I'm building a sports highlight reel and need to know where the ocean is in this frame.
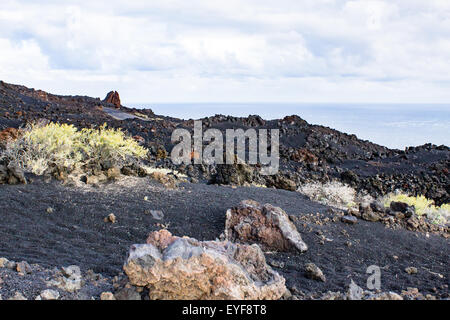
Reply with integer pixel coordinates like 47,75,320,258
128,103,450,150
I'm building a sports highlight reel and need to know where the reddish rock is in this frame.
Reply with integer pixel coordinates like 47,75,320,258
103,91,121,108
0,128,20,148
146,229,176,250
291,148,318,165
225,200,308,252
132,135,145,145
35,90,48,102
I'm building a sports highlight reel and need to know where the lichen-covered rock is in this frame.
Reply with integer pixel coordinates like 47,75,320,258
225,200,308,252
123,230,286,300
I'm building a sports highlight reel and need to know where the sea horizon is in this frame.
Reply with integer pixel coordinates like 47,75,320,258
129,102,450,150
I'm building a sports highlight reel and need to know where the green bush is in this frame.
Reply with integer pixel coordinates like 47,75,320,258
384,192,449,225
2,122,148,175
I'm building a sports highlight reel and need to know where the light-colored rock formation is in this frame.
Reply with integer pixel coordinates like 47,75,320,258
225,200,308,252
124,230,286,300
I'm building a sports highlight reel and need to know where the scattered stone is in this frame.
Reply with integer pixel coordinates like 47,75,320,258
62,265,81,278
341,215,358,224
347,207,361,218
150,172,177,189
5,260,16,270
146,229,174,249
114,283,142,300
360,206,381,222
406,217,420,230
8,292,27,300
290,148,318,165
104,213,117,224
16,261,32,274
390,202,415,218
268,260,285,269
213,161,254,186
148,210,164,220
367,292,403,300
0,257,8,268
58,265,83,292
402,287,420,299
100,292,116,300
0,127,20,148
266,175,297,191
405,267,418,275
394,212,405,219
225,200,308,252
124,230,286,300
86,175,100,185
305,263,326,282
39,289,60,300
1,163,27,185
321,291,345,300
370,201,385,213
106,167,121,180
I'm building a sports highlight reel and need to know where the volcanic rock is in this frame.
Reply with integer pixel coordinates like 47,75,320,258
213,162,254,186
0,127,20,148
100,292,116,300
359,203,380,222
305,263,326,282
38,289,60,300
265,175,297,191
123,230,286,300
390,201,415,218
341,215,358,224
103,91,121,108
16,261,32,274
290,148,318,165
225,200,308,252
0,163,27,185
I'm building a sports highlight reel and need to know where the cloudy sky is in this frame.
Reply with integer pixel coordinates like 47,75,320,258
0,0,449,103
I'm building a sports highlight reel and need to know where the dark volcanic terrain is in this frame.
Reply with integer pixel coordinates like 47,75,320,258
0,81,448,300
0,176,448,299
0,80,448,205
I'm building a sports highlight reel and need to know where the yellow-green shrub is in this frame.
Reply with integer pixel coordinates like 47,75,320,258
3,122,148,175
384,192,449,225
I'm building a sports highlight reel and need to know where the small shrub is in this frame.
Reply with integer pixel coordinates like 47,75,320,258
384,192,449,225
2,122,148,176
298,181,357,209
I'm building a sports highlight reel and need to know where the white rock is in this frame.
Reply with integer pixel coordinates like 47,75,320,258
124,230,287,300
39,289,60,300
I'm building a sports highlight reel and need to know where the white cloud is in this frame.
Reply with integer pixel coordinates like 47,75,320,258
0,0,449,103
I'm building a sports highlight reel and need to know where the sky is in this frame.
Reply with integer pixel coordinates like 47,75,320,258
0,0,450,104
